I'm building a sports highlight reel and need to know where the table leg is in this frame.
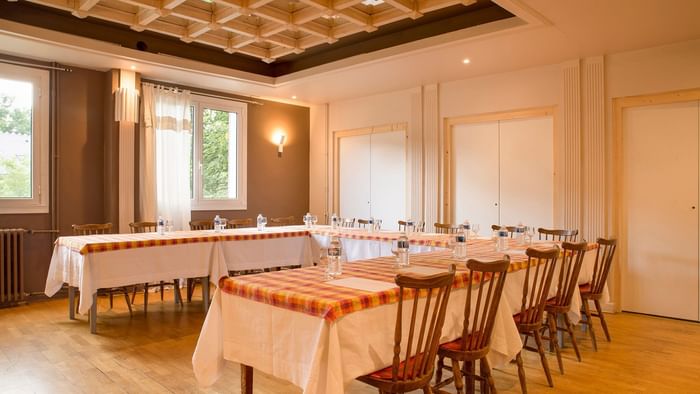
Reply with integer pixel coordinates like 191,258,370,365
68,286,76,320
89,293,97,334
202,276,210,312
241,364,253,394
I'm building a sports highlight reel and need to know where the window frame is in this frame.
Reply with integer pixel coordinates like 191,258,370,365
0,63,49,214
190,95,247,211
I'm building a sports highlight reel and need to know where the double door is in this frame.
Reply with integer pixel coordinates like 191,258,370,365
622,99,700,321
451,116,554,230
337,129,406,231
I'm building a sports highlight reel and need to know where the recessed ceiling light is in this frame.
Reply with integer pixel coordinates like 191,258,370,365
462,58,471,65
291,95,297,100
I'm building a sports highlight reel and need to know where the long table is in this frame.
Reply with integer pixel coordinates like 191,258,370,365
192,238,600,394
44,227,314,333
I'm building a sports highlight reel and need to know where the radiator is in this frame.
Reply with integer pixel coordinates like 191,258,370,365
0,229,25,307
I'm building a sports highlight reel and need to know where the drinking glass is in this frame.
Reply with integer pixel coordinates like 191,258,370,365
472,223,480,237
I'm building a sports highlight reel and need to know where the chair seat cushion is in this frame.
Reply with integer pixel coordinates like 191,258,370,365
369,353,426,380
439,331,484,352
579,282,592,294
513,308,538,324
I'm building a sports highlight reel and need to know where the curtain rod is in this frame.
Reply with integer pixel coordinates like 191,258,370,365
0,58,73,72
142,80,263,106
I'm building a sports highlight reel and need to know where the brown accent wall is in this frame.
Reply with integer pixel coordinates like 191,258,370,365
0,62,106,293
191,98,310,224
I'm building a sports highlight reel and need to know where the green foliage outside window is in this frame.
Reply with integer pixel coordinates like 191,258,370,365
202,108,232,199
0,93,32,198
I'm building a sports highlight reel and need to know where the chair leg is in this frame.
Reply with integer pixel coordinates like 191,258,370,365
563,314,582,362
422,386,433,394
582,298,598,351
174,279,183,306
187,279,194,303
131,285,138,304
122,288,132,316
481,357,497,394
533,330,554,387
160,281,165,302
463,360,475,394
109,293,114,309
435,355,444,385
594,300,611,342
515,352,527,394
451,358,464,394
547,313,564,374
144,285,149,314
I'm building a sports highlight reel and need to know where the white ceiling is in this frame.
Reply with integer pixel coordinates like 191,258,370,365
1,0,700,105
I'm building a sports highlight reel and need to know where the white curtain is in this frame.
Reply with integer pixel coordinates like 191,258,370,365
140,83,192,231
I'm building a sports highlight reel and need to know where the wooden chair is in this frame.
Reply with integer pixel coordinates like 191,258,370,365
356,267,456,394
128,222,182,313
357,219,370,228
226,218,254,229
513,246,560,392
399,220,426,232
434,257,510,394
190,220,214,230
434,222,459,234
72,223,132,315
269,215,295,226
543,241,588,374
538,228,578,242
491,224,517,237
340,218,356,228
580,238,617,351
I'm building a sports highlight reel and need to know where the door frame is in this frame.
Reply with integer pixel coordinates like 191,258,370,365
442,106,557,223
613,88,700,313
332,122,409,217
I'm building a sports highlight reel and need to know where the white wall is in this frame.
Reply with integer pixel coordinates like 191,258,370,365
309,38,700,311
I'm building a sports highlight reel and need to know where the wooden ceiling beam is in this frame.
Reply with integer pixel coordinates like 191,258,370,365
331,22,362,38
265,33,297,48
338,7,374,31
372,7,413,26
332,0,362,10
292,7,324,24
214,6,242,24
419,0,472,13
259,22,287,37
220,20,259,37
115,0,159,10
170,3,213,23
162,0,186,9
255,6,291,25
383,0,414,13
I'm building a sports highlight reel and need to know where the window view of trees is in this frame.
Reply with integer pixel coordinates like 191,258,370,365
0,86,33,199
201,108,236,199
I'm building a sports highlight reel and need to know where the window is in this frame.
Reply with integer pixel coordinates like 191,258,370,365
0,63,49,214
190,95,247,210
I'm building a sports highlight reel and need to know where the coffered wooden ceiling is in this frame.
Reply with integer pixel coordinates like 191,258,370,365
0,0,512,76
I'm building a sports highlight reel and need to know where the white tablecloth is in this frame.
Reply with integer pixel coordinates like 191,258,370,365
193,284,522,394
45,233,229,314
310,233,446,263
220,228,313,271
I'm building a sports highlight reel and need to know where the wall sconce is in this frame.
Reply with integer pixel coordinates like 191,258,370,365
275,133,286,157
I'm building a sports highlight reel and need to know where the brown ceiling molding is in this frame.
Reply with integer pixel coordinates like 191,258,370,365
0,0,512,78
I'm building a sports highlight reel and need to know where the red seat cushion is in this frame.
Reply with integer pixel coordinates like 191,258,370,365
579,282,592,294
513,308,538,324
369,353,426,380
439,331,484,352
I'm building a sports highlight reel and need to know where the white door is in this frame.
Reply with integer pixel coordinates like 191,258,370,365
622,100,699,321
499,116,554,229
370,130,406,231
339,133,371,221
451,122,499,230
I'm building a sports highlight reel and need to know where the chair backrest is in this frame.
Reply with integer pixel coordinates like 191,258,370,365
340,218,356,228
491,225,517,238
399,220,426,233
357,219,370,228
590,238,617,296
458,257,510,356
190,220,214,231
72,223,112,235
389,267,456,388
538,228,578,242
226,218,254,229
434,223,458,234
129,221,156,233
549,241,588,310
269,215,295,226
517,246,560,330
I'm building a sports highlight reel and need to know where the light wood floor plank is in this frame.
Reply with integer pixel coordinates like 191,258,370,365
1,289,699,393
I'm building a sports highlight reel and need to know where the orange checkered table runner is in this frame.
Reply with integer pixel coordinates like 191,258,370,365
220,239,571,323
57,227,312,255
309,227,453,248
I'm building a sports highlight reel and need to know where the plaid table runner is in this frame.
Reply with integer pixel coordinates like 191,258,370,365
309,227,453,248
219,238,566,323
58,228,312,255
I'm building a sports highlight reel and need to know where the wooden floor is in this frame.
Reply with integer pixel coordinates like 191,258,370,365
1,289,700,393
